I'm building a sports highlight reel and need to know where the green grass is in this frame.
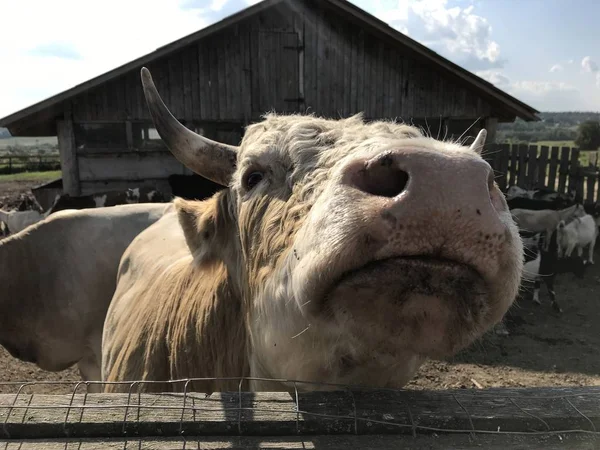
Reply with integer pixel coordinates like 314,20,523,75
0,136,57,149
0,170,61,182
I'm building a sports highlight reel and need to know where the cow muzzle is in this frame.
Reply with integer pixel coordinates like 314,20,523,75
290,139,521,359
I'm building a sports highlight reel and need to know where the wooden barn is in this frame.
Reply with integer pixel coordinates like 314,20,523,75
0,0,540,199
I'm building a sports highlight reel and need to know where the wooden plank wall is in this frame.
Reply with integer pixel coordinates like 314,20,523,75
61,0,515,195
485,143,600,205
68,0,497,125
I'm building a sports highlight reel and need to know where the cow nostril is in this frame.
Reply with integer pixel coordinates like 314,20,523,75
353,159,409,198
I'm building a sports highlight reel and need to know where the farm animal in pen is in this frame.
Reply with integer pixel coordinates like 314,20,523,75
47,186,168,215
0,186,169,238
510,204,585,251
101,68,524,394
556,214,599,264
0,209,47,234
0,203,172,392
520,230,587,313
506,185,577,203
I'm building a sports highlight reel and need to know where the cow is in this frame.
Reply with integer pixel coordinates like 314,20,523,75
510,204,585,251
533,187,576,204
101,67,524,394
505,186,576,211
507,196,570,212
47,187,168,215
125,186,169,204
506,185,536,200
556,214,598,264
0,203,172,392
520,230,587,313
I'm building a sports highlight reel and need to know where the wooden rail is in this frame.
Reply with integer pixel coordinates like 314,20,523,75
0,386,599,448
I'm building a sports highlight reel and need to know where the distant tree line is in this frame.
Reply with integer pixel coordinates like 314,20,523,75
575,121,600,150
497,111,600,145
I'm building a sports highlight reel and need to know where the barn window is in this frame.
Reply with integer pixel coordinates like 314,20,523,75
74,122,128,150
131,122,167,150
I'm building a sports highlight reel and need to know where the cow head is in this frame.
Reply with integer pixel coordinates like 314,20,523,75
141,68,523,389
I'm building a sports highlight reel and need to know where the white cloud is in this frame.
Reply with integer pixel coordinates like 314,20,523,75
511,81,577,94
549,64,563,73
597,73,600,88
582,56,598,73
0,0,213,119
509,80,589,111
476,70,595,111
475,70,510,86
369,0,503,70
0,0,270,119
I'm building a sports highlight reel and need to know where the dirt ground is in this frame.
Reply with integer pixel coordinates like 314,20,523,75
0,177,599,394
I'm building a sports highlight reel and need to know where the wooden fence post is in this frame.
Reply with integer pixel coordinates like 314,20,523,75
497,143,510,191
586,170,596,204
526,145,538,188
517,144,528,188
558,147,570,195
548,147,559,191
57,118,81,196
568,148,580,198
508,144,518,187
538,146,549,188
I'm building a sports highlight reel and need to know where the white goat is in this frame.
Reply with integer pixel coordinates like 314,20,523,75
511,204,586,251
0,210,47,235
556,214,598,264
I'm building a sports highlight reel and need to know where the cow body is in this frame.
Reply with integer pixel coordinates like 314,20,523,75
507,197,572,211
506,186,576,211
102,68,525,393
0,203,171,391
102,209,249,393
506,185,536,200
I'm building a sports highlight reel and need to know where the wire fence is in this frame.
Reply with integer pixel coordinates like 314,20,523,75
0,377,599,446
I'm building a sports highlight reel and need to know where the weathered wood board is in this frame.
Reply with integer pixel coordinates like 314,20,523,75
0,386,598,441
1,433,599,450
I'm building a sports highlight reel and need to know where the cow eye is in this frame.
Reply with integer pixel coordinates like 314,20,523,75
244,171,264,190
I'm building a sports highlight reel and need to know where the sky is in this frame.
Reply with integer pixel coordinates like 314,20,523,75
0,0,599,122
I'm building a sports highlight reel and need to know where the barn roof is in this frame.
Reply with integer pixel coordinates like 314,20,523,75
0,0,540,134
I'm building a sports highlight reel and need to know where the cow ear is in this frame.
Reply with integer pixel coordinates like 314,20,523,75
175,192,233,266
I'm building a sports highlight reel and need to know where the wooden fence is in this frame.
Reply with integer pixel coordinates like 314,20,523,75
483,143,600,205
0,383,599,448
0,154,61,175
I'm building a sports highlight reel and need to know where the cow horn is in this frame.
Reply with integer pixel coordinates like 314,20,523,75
140,67,237,186
469,129,487,155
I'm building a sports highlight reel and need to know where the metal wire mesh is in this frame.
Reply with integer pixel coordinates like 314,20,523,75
0,377,598,443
